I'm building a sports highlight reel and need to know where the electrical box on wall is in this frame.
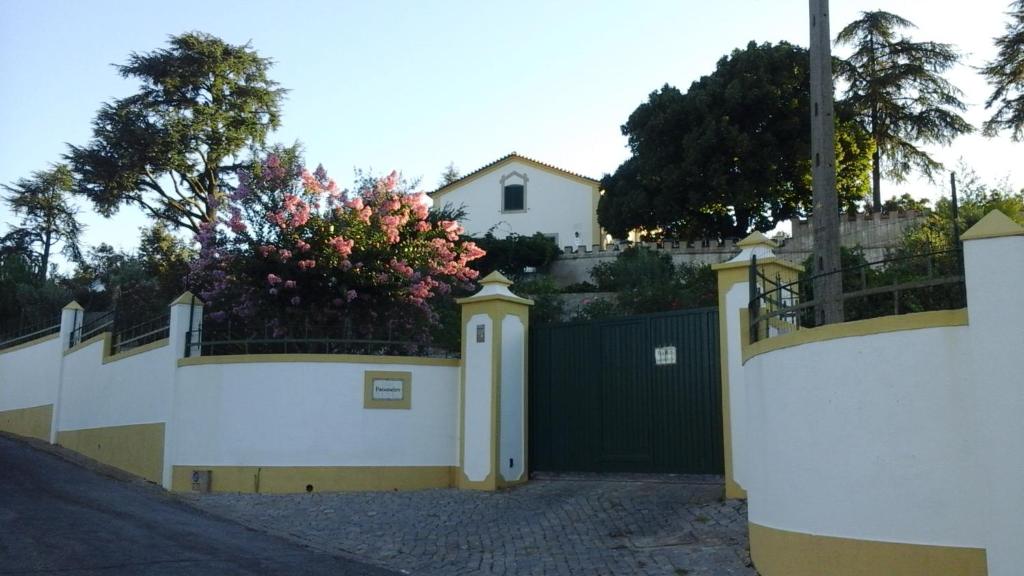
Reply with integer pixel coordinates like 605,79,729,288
191,469,211,492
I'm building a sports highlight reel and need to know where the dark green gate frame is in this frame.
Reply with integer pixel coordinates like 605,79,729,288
529,307,723,474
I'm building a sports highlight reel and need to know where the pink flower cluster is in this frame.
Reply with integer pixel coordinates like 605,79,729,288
193,151,487,341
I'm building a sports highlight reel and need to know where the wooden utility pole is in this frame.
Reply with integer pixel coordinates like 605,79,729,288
809,0,844,325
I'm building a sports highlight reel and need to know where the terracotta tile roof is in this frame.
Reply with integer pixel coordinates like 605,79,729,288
429,152,599,196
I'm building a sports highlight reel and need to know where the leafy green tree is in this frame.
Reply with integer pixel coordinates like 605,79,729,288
982,1,1024,140
836,11,973,210
0,249,68,336
67,32,285,233
470,232,561,280
900,164,1024,253
589,247,717,314
2,164,83,281
438,162,461,187
510,276,566,325
599,42,873,240
881,193,931,213
138,223,195,302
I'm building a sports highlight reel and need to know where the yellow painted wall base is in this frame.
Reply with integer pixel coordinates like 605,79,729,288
725,477,747,500
57,422,165,483
0,404,53,441
170,465,455,493
750,523,988,576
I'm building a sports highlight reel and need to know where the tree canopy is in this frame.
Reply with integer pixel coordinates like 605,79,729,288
598,41,873,240
836,11,973,210
66,32,285,233
982,1,1024,141
2,164,83,281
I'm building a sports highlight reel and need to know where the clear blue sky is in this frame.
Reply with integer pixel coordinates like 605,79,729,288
2,0,1021,266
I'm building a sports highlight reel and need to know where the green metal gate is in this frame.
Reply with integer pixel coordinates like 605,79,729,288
529,307,723,474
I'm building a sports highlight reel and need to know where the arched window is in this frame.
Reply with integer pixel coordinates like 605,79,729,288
500,172,528,212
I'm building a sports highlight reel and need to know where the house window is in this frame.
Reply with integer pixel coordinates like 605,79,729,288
500,171,528,212
503,184,525,211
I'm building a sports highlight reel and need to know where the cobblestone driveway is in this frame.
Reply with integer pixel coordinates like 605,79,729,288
182,474,755,576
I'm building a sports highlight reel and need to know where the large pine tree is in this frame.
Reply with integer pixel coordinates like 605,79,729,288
67,32,285,233
836,11,973,211
2,164,82,281
982,1,1024,141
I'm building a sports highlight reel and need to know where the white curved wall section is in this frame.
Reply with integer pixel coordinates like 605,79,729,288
744,326,980,545
736,229,1024,575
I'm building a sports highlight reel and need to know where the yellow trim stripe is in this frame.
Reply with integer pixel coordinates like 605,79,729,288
749,522,987,576
171,465,454,493
178,354,460,368
103,338,169,364
0,332,59,356
742,308,968,363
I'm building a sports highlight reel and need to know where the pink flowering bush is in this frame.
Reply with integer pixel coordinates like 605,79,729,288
191,146,484,345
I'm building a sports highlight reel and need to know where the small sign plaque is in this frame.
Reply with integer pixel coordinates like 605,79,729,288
654,346,677,366
476,324,486,343
372,378,405,401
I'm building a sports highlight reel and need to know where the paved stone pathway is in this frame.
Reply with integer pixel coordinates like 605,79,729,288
182,474,756,576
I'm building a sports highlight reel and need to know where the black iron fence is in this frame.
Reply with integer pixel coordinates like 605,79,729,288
0,319,61,351
66,309,171,356
185,315,458,359
110,313,170,355
749,248,966,343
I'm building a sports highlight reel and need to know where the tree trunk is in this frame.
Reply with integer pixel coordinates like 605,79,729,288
869,33,881,212
871,84,881,212
40,229,52,282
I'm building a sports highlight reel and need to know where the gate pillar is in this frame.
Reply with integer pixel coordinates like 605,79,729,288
712,232,802,499
456,271,533,490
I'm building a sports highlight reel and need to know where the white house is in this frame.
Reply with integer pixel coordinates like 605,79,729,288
429,153,603,249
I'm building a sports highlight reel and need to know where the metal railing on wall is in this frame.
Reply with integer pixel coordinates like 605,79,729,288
66,309,171,356
185,315,459,359
68,310,114,348
110,313,170,355
748,248,966,344
0,320,61,351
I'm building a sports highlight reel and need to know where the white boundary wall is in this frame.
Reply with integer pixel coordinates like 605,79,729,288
0,335,62,413
171,361,459,468
727,223,1024,575
59,339,175,433
1,277,531,494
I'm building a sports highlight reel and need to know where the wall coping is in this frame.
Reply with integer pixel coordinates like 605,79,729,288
742,308,969,363
64,332,110,356
177,353,460,368
103,338,169,365
0,332,59,356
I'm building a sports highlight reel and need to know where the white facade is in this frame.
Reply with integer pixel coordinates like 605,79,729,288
431,154,602,249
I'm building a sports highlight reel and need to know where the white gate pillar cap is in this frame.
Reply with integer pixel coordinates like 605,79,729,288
456,271,534,306
718,231,779,266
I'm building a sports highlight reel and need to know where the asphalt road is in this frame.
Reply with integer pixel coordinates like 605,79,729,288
0,434,399,575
